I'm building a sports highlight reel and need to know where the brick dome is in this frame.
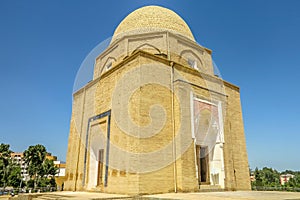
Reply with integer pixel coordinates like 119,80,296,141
111,5,195,42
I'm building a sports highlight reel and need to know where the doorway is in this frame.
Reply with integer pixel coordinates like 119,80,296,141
97,149,104,186
196,145,209,185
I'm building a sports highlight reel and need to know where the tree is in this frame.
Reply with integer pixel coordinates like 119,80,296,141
24,145,59,189
0,143,12,189
251,167,281,188
261,167,280,187
42,159,58,178
24,144,47,188
38,158,58,188
42,159,58,189
253,167,263,187
7,162,22,188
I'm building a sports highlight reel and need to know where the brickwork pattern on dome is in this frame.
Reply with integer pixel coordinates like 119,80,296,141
112,6,195,42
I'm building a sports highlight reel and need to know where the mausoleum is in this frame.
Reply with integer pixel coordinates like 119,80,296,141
65,5,251,194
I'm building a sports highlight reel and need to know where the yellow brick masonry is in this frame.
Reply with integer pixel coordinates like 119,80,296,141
65,50,251,194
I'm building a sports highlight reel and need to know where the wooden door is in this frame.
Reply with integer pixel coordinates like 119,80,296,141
196,145,209,184
97,149,104,186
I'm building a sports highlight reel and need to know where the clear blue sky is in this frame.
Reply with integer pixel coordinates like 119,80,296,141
0,0,299,171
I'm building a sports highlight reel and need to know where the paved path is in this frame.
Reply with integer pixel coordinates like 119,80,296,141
146,191,300,200
8,191,300,200
36,191,128,199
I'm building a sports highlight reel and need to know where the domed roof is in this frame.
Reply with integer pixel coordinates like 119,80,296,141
111,6,195,42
